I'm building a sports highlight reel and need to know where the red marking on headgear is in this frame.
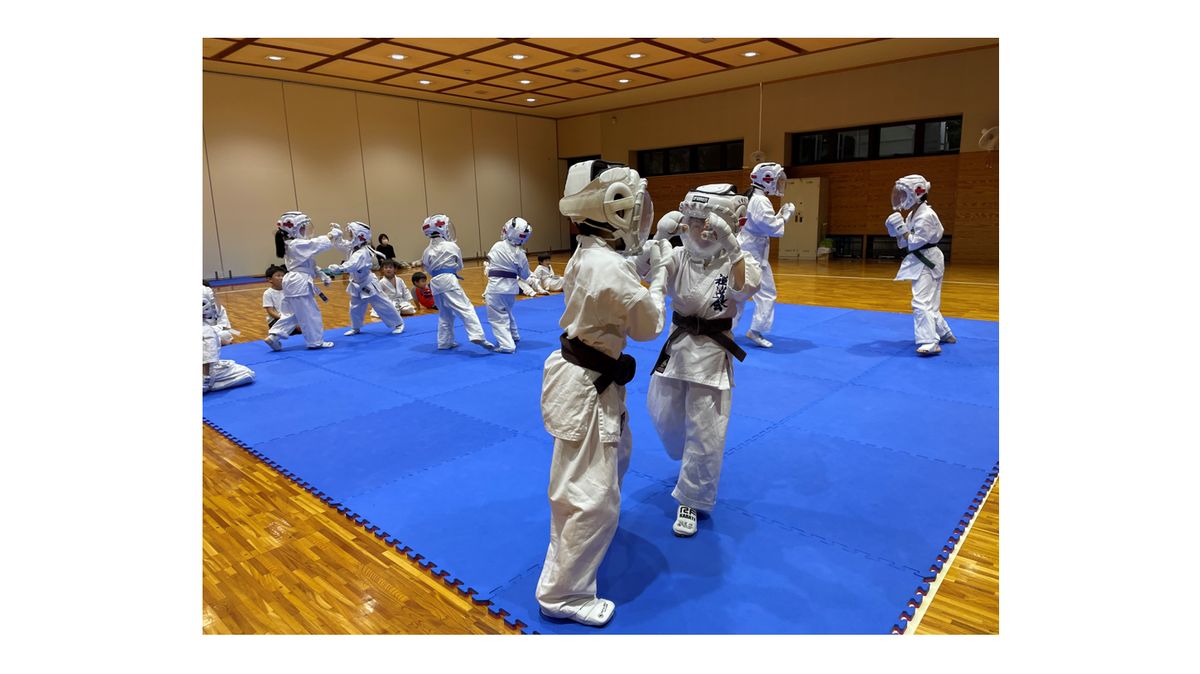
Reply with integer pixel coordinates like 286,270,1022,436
435,220,445,227
422,224,431,230
915,186,925,195
763,175,773,182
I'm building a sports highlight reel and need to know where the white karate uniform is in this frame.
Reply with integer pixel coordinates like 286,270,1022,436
376,274,417,315
212,306,236,345
334,247,403,331
203,324,254,393
268,235,336,348
421,238,487,348
262,287,284,326
649,247,761,512
483,240,532,352
735,191,786,334
536,235,667,617
894,202,952,346
530,263,565,292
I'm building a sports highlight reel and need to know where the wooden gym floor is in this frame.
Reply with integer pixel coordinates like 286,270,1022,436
203,254,999,635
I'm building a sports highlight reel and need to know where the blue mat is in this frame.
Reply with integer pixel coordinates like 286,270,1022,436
204,295,998,633
206,276,266,287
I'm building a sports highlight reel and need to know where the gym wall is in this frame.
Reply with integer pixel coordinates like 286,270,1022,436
202,72,563,278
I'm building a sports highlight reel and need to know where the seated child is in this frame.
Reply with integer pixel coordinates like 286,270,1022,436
262,264,302,334
529,254,565,293
203,286,254,393
201,281,239,345
411,271,436,311
375,258,418,316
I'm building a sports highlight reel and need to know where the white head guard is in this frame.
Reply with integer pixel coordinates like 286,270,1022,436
891,174,931,211
346,221,372,249
202,286,220,323
559,159,653,253
277,211,312,239
502,217,532,246
678,184,744,259
750,162,787,196
422,214,456,242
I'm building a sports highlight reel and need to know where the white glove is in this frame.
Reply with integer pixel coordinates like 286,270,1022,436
710,214,741,257
320,272,333,286
777,202,796,221
328,223,343,240
884,212,904,237
655,211,684,240
894,216,911,237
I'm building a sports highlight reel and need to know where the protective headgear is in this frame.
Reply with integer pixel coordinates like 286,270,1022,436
502,217,532,246
202,286,220,323
559,159,653,253
276,211,312,239
891,174,930,211
678,184,745,259
422,214,456,242
346,221,371,249
750,162,787,196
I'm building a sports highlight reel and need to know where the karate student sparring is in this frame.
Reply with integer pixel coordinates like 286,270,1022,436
535,160,670,627
736,162,794,349
646,184,761,537
419,214,496,351
884,174,956,355
483,217,534,353
265,211,342,351
324,221,407,337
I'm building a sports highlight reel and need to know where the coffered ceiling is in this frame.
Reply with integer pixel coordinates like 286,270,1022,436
203,37,998,118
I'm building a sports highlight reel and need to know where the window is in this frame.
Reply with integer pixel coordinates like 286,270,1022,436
829,235,864,259
637,139,743,177
878,123,917,158
790,116,962,166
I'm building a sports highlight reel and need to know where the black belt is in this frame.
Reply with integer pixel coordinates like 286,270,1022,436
654,311,746,374
487,269,518,278
559,334,636,394
908,242,939,269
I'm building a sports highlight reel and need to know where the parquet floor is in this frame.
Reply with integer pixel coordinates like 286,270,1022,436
202,254,999,635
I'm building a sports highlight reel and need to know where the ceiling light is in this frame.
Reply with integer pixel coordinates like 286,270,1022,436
511,54,527,60
743,51,759,57
628,53,643,59
390,54,406,61
418,79,431,85
266,55,284,61
518,79,532,85
617,78,630,84
698,38,717,43
526,98,536,102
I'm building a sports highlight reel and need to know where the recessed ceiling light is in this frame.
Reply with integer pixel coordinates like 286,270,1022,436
518,79,532,85
698,38,717,43
390,54,406,61
526,98,536,102
743,51,759,57
418,79,432,85
266,55,284,61
628,53,643,59
511,54,527,60
566,67,586,74
617,78,630,84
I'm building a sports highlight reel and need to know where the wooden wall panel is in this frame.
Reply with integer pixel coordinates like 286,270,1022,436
202,140,223,278
517,115,564,253
470,109,523,256
355,92,429,265
282,83,369,269
202,73,297,277
418,102,482,259
950,152,999,264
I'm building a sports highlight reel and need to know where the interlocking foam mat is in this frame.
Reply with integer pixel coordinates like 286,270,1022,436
203,294,998,634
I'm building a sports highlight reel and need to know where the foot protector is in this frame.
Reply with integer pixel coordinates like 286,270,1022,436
673,505,698,537
746,330,774,348
540,598,616,627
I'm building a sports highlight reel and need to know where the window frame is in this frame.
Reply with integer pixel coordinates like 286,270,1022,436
789,115,963,166
636,139,744,177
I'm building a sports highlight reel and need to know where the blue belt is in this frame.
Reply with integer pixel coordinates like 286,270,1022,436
487,269,518,279
430,267,463,279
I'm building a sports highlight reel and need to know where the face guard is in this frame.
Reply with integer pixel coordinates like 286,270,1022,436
202,286,220,323
422,214,456,242
346,221,372,249
277,211,312,239
559,160,653,253
750,162,787,197
502,217,533,246
891,175,930,211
